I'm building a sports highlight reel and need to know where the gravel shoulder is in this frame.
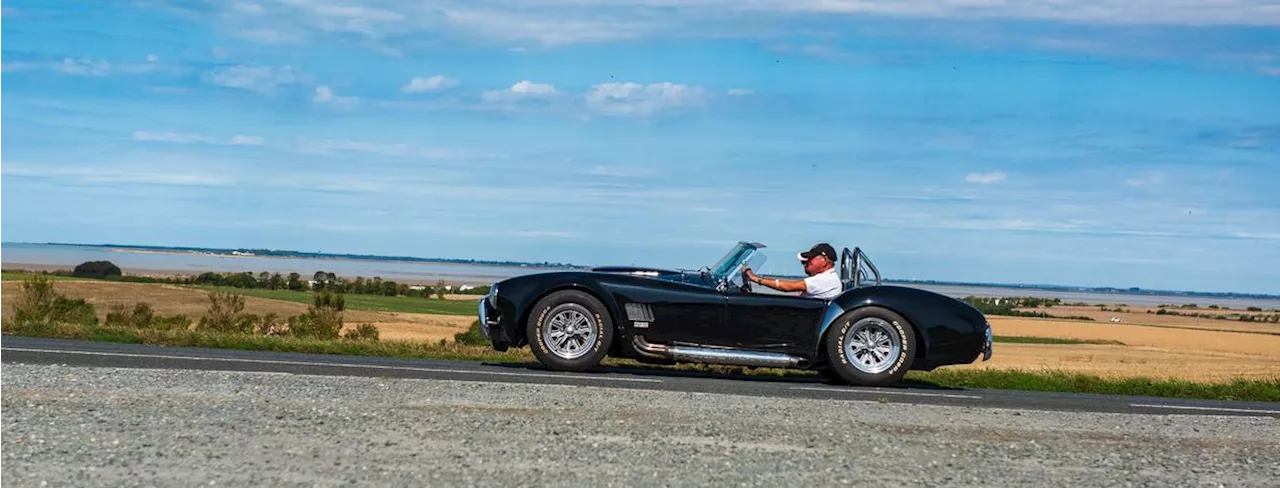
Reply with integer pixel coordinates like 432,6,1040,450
3,363,1279,487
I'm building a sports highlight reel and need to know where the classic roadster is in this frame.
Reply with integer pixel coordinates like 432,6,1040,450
477,242,993,386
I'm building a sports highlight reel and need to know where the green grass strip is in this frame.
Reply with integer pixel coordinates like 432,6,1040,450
187,286,478,315
993,335,1125,345
908,368,1280,402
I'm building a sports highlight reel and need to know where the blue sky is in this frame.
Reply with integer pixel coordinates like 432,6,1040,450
2,1,1278,294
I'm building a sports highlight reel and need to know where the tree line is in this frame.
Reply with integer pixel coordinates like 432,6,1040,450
52,261,489,299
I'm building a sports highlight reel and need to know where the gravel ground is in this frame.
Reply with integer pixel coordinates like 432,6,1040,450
3,363,1278,487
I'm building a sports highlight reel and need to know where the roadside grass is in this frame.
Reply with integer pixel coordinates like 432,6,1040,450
911,368,1280,403
1,271,86,282
185,286,477,316
1,321,527,363
993,335,1125,346
4,321,1277,403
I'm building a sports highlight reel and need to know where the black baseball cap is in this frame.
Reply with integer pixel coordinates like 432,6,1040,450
798,242,837,262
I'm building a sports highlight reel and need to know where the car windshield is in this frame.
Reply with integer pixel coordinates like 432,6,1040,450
709,242,759,281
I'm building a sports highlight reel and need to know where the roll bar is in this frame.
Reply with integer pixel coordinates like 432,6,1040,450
840,247,881,289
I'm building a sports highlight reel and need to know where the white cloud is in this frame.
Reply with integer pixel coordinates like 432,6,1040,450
292,137,478,160
204,65,304,93
3,164,236,187
1125,171,1167,187
133,131,265,146
1259,66,1280,77
482,80,557,102
313,85,360,105
726,88,753,96
585,82,708,116
402,75,459,93
56,58,112,76
146,54,160,62
179,1,1280,54
228,135,266,146
965,171,1007,184
0,61,31,72
586,165,654,178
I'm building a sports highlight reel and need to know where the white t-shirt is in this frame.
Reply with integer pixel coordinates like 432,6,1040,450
801,268,842,300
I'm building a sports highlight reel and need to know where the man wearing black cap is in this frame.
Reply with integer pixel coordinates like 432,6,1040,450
742,242,842,300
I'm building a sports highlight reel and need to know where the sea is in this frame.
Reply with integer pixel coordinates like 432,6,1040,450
3,242,1278,309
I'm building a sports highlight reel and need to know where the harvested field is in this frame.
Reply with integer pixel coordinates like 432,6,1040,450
1021,305,1280,334
947,317,1280,382
0,280,474,344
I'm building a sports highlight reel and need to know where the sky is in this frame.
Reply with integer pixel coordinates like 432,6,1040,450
2,1,1278,294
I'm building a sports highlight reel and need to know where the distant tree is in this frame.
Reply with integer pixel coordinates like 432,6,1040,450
269,273,285,290
72,260,122,279
258,271,271,288
287,272,303,291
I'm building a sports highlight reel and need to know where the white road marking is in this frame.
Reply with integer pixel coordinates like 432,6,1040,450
1,347,663,384
1129,403,1280,415
790,386,981,399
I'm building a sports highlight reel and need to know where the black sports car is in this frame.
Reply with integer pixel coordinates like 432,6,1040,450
477,241,993,386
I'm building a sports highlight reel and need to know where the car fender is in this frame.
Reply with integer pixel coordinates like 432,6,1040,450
812,285,987,361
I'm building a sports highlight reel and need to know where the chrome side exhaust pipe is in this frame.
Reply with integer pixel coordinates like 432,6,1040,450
632,334,809,368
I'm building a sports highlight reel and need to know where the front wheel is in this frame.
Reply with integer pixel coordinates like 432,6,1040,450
824,306,916,386
526,290,614,371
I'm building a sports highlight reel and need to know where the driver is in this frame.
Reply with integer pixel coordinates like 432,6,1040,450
743,242,842,300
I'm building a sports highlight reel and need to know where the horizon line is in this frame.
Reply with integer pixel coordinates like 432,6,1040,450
2,240,1277,299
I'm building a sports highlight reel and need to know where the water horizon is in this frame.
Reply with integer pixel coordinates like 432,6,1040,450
4,242,1277,309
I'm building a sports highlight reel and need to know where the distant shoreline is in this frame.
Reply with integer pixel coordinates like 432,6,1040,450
9,241,587,271
2,240,1277,301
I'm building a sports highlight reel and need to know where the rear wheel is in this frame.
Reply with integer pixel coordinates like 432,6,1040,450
824,306,916,386
526,290,614,371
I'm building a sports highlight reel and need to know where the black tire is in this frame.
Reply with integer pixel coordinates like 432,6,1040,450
823,306,916,386
526,290,614,371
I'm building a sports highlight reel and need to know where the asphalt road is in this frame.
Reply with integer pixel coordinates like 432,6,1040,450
3,336,1278,418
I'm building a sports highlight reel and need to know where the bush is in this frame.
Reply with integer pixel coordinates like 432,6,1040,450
453,320,489,345
9,275,98,326
289,291,344,339
343,323,380,341
72,260,123,279
197,292,249,333
105,302,191,331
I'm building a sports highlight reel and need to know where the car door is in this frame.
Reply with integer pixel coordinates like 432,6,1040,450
721,292,828,354
608,280,726,345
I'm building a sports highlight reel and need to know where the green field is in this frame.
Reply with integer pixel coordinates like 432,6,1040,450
993,335,1125,346
189,286,478,315
1,271,86,282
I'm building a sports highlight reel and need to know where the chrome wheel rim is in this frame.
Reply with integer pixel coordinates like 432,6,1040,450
843,318,901,374
543,305,597,360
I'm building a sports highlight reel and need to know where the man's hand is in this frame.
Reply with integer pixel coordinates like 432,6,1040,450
742,267,759,283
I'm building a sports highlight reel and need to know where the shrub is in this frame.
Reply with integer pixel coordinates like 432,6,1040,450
343,323,380,341
453,319,489,345
105,301,191,330
9,275,98,326
288,291,345,339
197,292,248,333
72,260,123,279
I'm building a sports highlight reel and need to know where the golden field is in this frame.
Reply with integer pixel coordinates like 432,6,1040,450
3,279,1278,383
0,280,474,344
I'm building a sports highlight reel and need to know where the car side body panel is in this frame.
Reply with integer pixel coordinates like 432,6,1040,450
481,271,988,371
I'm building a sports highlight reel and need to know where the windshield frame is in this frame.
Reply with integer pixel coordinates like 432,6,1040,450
709,241,764,282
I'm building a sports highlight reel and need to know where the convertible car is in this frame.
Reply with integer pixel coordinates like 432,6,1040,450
477,242,993,386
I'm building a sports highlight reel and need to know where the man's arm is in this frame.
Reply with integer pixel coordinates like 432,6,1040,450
742,268,807,293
